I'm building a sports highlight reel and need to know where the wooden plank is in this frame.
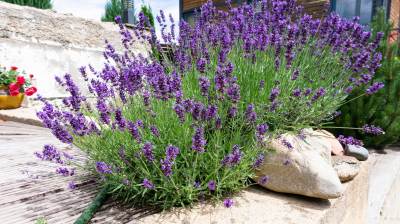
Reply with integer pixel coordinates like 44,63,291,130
0,122,97,224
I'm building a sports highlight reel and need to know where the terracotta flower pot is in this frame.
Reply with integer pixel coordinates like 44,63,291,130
0,93,24,109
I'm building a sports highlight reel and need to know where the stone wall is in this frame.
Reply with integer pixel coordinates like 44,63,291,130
0,1,149,98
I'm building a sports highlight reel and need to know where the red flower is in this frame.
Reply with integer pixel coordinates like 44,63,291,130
16,76,25,85
10,90,19,96
9,82,19,92
29,74,34,79
10,66,18,71
25,86,37,96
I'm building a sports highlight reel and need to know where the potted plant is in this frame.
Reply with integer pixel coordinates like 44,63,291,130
0,65,37,109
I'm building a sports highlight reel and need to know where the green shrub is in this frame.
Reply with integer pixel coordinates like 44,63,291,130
36,1,382,209
101,0,123,22
334,8,400,149
1,0,52,9
140,4,154,28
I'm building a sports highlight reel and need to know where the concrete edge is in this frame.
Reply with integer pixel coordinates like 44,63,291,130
321,156,374,224
0,112,43,127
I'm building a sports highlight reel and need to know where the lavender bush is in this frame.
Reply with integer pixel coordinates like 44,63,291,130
36,0,383,209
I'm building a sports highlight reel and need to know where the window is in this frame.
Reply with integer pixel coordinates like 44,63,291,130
331,0,386,25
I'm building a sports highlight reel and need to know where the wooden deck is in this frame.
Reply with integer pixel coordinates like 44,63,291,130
0,121,98,224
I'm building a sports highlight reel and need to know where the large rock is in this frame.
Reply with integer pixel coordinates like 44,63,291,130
332,155,361,182
315,130,344,156
254,130,344,199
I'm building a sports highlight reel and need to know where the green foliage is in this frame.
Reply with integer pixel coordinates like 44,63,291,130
1,0,52,9
140,4,154,28
335,8,400,149
101,0,123,22
0,66,17,87
35,217,47,224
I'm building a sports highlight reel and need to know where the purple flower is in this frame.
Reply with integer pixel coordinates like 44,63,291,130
160,158,173,177
56,167,74,177
51,121,74,144
136,119,144,128
198,76,210,96
208,180,216,191
192,127,207,153
150,125,160,138
362,124,384,135
259,80,265,89
228,106,238,118
205,105,218,120
269,87,280,102
245,104,257,123
68,181,77,190
128,122,142,143
291,70,300,80
258,175,269,185
281,138,294,150
337,135,363,146
142,142,155,162
166,145,180,160
256,123,269,136
142,178,155,189
304,88,312,96
223,198,234,208
96,161,112,174
142,90,151,106
221,145,243,167
194,181,201,188
173,103,186,123
215,117,222,129
114,15,122,24
35,144,63,164
196,58,207,73
114,109,126,130
269,100,279,112
191,102,205,121
252,153,265,168
312,87,326,102
227,83,240,103
292,88,301,97
345,86,353,94
366,82,384,95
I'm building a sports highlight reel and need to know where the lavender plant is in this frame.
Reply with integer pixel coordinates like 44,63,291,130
36,0,383,209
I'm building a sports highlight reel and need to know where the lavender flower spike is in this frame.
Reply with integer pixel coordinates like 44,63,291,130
366,82,384,95
362,124,384,135
192,127,206,153
223,198,234,208
142,178,155,189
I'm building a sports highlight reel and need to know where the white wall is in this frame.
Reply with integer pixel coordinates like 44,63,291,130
0,1,149,98
0,39,106,97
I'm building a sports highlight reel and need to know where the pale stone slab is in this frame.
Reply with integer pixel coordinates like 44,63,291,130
368,149,400,224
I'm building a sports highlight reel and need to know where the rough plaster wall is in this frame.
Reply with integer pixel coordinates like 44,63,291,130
0,1,149,98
